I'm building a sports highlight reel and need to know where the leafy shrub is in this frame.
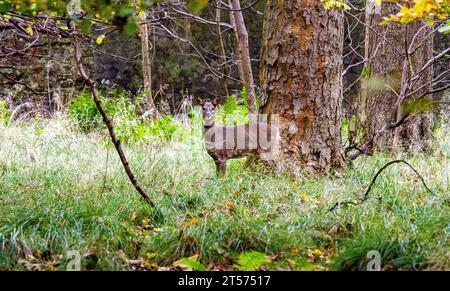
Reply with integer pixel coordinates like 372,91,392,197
217,94,249,126
69,90,188,145
68,92,102,132
0,100,11,125
216,87,262,126
145,115,183,142
116,114,184,145
69,90,136,135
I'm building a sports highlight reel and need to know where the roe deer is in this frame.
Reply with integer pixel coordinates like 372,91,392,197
197,98,279,178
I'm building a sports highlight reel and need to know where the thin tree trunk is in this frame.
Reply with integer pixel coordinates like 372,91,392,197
74,39,155,207
229,8,245,84
216,1,230,97
139,11,157,117
229,0,256,113
259,0,345,175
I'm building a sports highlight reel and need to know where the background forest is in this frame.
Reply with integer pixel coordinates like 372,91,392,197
0,0,449,271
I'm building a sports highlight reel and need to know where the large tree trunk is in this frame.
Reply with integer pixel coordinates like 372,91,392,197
259,0,345,175
229,0,257,113
363,1,433,153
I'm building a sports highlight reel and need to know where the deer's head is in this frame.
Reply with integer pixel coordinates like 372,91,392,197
197,97,220,126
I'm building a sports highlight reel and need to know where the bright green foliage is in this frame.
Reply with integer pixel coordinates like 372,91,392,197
0,0,210,36
187,0,208,14
216,87,262,126
1,0,146,34
145,115,183,142
234,251,270,271
360,66,371,79
68,92,101,132
217,95,249,126
69,91,183,144
69,91,136,133
0,100,11,125
175,256,207,271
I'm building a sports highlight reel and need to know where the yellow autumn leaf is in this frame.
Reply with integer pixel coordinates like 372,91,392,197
96,35,105,45
130,211,136,221
26,26,33,36
188,254,199,261
225,200,234,209
398,5,412,17
142,218,150,227
300,193,309,200
146,252,156,259
312,249,323,256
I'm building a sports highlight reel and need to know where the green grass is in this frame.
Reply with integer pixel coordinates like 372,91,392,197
0,114,449,271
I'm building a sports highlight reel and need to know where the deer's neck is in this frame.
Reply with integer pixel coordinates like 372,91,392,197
203,118,215,132
204,124,215,133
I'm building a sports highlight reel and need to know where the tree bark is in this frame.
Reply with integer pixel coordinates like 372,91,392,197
364,1,433,153
229,0,256,113
259,0,345,175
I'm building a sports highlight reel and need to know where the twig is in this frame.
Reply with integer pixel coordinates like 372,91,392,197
329,160,435,211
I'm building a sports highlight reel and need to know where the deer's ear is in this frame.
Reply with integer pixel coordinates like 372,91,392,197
212,97,220,107
197,98,205,106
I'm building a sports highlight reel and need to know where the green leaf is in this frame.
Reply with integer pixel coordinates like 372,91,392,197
175,257,207,271
0,3,12,13
118,6,135,17
79,19,92,35
233,251,269,271
124,19,138,35
438,20,450,35
187,0,208,14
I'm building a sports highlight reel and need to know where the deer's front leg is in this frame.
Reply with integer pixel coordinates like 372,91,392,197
214,160,227,178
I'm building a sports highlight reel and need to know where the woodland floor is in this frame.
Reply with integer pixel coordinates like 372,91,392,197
0,115,449,271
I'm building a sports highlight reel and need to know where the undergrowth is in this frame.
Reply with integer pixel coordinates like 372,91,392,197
0,111,448,271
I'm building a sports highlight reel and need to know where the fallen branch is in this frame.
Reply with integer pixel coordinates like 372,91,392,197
329,160,435,212
73,37,155,207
